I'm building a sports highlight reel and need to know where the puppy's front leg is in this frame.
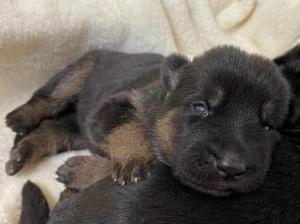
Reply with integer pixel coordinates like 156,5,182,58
105,118,153,185
85,93,154,185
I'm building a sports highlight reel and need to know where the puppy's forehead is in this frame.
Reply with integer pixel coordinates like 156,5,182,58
176,47,291,124
182,47,284,99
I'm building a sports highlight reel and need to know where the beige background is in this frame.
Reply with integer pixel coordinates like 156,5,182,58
1,0,300,223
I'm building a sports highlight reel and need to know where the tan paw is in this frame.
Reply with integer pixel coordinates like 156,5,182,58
56,155,112,191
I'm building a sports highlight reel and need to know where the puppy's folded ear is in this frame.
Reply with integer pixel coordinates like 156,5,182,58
86,92,137,146
161,54,190,91
274,45,300,122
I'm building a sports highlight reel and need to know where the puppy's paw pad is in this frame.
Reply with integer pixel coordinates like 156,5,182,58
56,156,94,191
56,164,73,184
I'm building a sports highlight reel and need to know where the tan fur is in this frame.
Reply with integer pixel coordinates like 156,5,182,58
16,119,85,162
262,101,274,121
209,86,225,107
57,155,112,192
6,53,97,134
51,60,95,100
155,110,176,161
104,117,153,165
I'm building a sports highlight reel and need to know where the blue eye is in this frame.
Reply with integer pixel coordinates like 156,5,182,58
263,125,274,132
193,102,209,117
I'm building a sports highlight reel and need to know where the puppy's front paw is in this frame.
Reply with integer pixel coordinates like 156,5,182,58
6,105,39,134
56,155,112,191
111,159,151,185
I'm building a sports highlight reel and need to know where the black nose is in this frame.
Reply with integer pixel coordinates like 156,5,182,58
216,159,246,178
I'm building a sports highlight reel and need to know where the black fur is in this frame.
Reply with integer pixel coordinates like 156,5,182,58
6,46,294,195
141,46,291,196
19,181,49,224
274,45,300,122
25,128,300,224
77,50,163,151
20,45,300,224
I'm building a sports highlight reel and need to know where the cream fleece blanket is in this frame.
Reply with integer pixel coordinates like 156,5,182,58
1,0,300,223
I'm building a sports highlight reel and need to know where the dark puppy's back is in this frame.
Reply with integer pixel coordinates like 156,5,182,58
77,50,163,132
49,138,300,224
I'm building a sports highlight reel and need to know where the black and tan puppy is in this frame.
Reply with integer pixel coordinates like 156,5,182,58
19,45,300,224
6,46,293,197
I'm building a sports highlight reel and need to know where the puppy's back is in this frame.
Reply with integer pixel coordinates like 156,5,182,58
77,50,163,132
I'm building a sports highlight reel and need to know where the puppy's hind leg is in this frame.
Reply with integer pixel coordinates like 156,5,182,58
6,113,87,175
6,51,97,134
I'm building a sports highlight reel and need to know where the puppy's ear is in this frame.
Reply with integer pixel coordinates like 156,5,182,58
86,92,137,146
161,54,190,91
274,45,300,122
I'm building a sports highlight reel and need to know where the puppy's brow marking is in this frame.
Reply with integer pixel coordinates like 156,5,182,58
262,101,274,121
209,86,225,107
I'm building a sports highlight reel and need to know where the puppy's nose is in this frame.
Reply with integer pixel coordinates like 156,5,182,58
216,156,246,178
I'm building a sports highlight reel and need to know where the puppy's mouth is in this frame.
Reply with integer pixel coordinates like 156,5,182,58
175,165,254,197
180,175,234,197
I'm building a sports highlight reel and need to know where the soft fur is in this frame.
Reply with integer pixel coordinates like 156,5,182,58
3,2,300,223
20,124,300,224
5,46,292,198
140,47,291,196
19,44,300,224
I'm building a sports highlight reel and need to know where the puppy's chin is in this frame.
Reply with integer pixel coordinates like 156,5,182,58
174,164,267,197
181,178,233,197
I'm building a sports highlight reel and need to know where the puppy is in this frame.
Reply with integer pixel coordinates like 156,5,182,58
6,46,293,197
19,45,300,223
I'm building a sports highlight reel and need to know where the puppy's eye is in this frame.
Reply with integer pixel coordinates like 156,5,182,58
263,124,273,131
193,102,209,117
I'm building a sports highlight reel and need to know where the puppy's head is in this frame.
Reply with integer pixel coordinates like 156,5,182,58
149,46,291,196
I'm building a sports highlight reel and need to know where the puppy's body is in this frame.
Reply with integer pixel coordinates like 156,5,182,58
18,46,300,223
6,46,296,196
6,50,163,184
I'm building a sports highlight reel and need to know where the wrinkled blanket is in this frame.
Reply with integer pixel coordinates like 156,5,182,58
1,0,300,223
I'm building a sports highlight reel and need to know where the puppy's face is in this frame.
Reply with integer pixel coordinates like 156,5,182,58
152,47,291,196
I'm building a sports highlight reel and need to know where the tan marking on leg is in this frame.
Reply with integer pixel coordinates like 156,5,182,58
27,120,84,161
104,118,152,164
6,117,86,175
51,60,95,100
6,53,97,134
